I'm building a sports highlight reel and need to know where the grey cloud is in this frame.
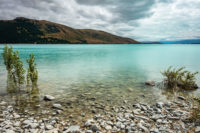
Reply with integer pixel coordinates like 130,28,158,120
75,0,109,5
75,0,156,22
0,0,198,41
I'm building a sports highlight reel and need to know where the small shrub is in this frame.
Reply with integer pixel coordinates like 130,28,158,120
11,51,25,87
2,45,25,89
2,45,14,72
162,66,198,90
27,53,38,88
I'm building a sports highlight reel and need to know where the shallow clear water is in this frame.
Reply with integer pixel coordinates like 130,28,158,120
0,44,200,106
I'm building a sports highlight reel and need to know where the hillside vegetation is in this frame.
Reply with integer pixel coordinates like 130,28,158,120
0,17,140,44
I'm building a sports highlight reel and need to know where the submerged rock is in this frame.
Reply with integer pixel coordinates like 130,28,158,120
44,95,55,101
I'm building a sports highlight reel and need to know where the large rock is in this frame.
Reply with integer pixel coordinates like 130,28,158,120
145,81,155,86
44,95,55,101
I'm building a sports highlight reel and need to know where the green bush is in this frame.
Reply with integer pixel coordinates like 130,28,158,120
27,53,38,88
162,66,198,90
2,45,25,89
2,45,14,72
11,51,25,87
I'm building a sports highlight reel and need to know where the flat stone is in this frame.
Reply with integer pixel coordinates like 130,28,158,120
105,125,112,130
138,123,149,133
85,130,93,133
133,103,141,109
66,125,80,133
150,128,159,133
168,117,180,120
151,114,164,121
52,104,63,110
135,115,149,121
13,113,20,119
0,101,7,106
0,119,4,122
85,119,94,127
14,121,20,127
195,126,200,132
23,120,32,125
5,129,15,133
156,119,162,123
46,124,54,130
44,95,55,101
30,123,39,129
133,109,140,115
177,96,186,100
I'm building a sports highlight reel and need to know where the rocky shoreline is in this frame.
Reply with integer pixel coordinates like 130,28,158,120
0,95,199,133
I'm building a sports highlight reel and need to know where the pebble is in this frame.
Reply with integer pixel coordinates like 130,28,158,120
90,124,100,132
105,125,112,130
0,96,196,132
46,124,54,130
138,122,149,133
66,125,80,132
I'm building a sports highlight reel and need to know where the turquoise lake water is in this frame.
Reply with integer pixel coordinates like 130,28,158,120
0,44,200,106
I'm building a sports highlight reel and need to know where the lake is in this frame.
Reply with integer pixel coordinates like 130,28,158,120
0,44,200,113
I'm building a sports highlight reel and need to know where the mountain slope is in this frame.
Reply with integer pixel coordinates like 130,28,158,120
0,17,140,44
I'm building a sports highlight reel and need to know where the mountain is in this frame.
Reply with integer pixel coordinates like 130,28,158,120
160,39,200,44
0,17,140,44
141,41,163,44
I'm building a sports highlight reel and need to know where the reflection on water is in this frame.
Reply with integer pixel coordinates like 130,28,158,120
5,74,40,112
0,44,200,114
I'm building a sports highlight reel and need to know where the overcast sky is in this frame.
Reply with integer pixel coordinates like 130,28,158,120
0,0,200,41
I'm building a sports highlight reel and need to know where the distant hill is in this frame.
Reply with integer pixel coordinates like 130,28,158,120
141,41,163,44
160,39,200,44
0,17,140,44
